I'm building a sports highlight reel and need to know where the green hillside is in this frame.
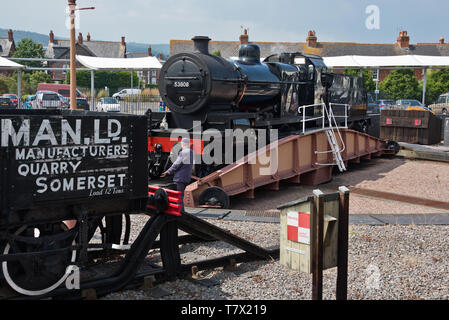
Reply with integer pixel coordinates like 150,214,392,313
0,28,169,56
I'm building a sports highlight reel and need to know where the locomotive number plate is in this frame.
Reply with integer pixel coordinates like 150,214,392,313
173,81,190,88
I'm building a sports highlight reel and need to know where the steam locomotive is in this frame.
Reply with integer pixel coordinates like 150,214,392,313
148,36,370,178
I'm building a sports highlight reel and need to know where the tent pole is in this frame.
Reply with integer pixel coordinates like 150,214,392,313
17,70,22,108
91,69,95,111
422,68,427,105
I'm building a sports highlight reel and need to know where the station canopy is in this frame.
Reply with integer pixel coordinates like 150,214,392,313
323,55,449,68
76,55,162,71
0,56,25,70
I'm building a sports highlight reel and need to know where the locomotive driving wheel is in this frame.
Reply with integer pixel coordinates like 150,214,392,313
1,222,77,296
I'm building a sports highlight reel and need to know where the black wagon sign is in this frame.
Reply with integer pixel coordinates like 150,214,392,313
0,110,148,211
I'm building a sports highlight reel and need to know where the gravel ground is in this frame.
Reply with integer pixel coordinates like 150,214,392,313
102,218,449,300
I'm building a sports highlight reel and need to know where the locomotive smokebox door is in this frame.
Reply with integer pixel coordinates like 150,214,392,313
0,109,148,226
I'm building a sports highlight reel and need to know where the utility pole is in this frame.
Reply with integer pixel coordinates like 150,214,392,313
68,1,95,110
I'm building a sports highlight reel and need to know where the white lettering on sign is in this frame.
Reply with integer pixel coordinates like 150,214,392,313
0,118,123,147
174,81,190,88
1,117,131,199
1,119,30,147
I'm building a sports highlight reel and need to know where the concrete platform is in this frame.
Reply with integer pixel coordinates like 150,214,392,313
186,208,449,226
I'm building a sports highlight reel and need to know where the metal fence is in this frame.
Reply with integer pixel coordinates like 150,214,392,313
18,95,164,115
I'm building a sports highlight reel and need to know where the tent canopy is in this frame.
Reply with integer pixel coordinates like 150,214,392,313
323,55,449,68
0,56,25,70
76,55,162,71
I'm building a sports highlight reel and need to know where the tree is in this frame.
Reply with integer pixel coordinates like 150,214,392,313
212,50,221,57
379,69,421,101
424,69,449,104
66,70,139,95
12,38,45,68
344,69,376,92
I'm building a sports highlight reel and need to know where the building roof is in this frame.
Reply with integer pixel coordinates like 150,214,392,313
46,38,126,59
170,31,449,60
0,38,15,57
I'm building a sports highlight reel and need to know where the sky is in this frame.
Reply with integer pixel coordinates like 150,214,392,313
1,0,449,44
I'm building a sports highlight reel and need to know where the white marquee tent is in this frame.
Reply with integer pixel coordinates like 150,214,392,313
76,55,162,71
322,55,449,104
0,56,25,70
322,55,449,68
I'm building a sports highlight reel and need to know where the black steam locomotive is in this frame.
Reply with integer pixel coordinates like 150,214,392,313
148,36,370,178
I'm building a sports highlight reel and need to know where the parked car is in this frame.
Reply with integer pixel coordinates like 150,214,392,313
35,91,68,109
22,95,36,109
2,94,18,108
0,97,13,108
395,99,432,111
96,97,121,112
377,99,395,111
428,93,449,115
76,97,90,111
112,88,141,101
37,83,87,99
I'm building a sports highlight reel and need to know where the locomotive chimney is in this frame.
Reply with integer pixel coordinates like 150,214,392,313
87,32,91,41
192,36,211,55
78,32,83,44
49,30,54,43
440,37,445,44
8,29,13,42
148,45,152,56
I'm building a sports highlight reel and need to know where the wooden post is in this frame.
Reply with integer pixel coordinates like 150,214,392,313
336,186,350,300
69,0,77,110
312,190,324,300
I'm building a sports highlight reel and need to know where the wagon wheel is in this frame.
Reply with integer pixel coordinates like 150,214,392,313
1,223,77,296
199,187,230,209
386,141,400,154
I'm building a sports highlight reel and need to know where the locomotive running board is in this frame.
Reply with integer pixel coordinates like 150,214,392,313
184,129,394,207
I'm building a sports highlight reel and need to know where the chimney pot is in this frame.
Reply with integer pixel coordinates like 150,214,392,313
8,29,13,42
78,32,83,44
306,30,317,47
397,30,410,48
240,29,249,45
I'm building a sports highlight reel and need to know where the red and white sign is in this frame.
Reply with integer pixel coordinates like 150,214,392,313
287,211,310,244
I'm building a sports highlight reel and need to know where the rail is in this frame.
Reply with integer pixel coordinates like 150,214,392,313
297,103,349,134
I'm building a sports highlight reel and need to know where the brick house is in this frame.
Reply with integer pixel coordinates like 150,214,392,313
0,29,16,58
170,30,449,82
45,31,127,81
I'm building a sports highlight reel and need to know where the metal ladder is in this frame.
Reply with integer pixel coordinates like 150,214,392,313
325,129,346,172
315,103,347,172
